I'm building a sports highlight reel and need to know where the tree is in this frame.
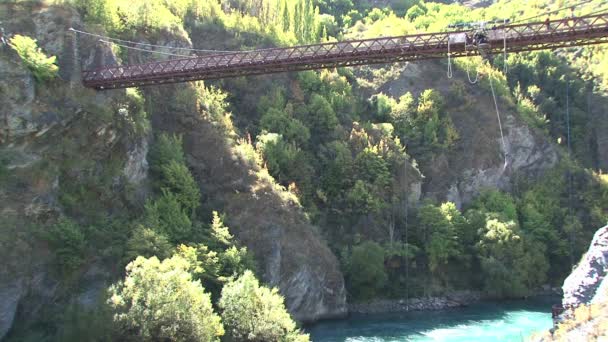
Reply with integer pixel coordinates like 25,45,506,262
370,93,395,122
209,211,234,249
347,241,387,300
124,225,173,263
43,217,86,275
219,270,309,342
260,107,310,146
417,203,464,286
305,94,338,139
354,148,391,187
406,4,425,20
391,92,415,129
471,189,518,221
144,189,192,242
476,218,534,297
319,141,354,201
9,34,58,82
148,133,186,180
160,160,201,216
346,180,384,215
257,133,313,189
108,255,224,341
177,213,255,302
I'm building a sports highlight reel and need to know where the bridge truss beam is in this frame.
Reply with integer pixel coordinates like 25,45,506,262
82,13,608,90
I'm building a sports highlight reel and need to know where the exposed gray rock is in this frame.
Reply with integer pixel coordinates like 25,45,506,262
76,263,110,308
349,290,482,314
562,225,608,308
0,281,24,340
123,137,149,185
446,113,558,206
355,61,559,207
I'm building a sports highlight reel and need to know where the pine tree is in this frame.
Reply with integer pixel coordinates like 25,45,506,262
281,0,290,32
293,0,302,42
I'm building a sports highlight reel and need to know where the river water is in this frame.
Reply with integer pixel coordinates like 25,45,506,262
308,297,557,342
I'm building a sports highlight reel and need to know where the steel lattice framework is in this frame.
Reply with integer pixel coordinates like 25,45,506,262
82,13,608,90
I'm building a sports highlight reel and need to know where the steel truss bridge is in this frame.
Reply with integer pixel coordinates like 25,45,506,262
82,13,608,90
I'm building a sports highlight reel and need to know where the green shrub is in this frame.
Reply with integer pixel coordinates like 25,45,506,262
9,35,58,82
219,270,309,342
148,133,186,179
160,160,201,216
124,225,173,263
43,218,86,275
346,241,387,300
109,255,224,341
144,189,192,242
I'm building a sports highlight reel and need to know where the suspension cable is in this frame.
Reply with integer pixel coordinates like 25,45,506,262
578,5,608,18
70,27,238,54
508,0,594,25
98,39,194,58
488,71,508,170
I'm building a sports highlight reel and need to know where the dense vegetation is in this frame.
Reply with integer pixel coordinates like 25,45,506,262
3,0,608,340
9,34,58,81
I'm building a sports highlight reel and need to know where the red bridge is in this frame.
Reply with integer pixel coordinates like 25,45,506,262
82,13,608,90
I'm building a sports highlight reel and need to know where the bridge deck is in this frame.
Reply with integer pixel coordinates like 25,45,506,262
82,13,608,90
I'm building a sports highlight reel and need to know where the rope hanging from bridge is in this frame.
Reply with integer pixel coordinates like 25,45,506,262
463,39,479,84
566,75,575,267
487,71,508,170
503,19,508,75
447,37,453,79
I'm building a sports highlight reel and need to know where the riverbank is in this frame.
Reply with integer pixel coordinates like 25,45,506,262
348,287,562,314
348,291,482,314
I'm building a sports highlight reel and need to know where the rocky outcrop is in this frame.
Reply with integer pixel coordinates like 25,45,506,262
533,226,608,341
355,61,559,208
446,117,558,207
562,225,608,308
0,282,24,341
348,291,482,314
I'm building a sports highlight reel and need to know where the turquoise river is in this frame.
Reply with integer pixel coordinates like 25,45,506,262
308,297,557,342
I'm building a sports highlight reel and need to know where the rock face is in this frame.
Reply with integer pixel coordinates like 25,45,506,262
356,61,559,208
562,225,608,308
0,4,146,339
0,282,24,341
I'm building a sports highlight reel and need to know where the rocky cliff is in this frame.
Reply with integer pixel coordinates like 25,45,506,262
562,225,608,308
535,225,608,341
0,4,150,339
